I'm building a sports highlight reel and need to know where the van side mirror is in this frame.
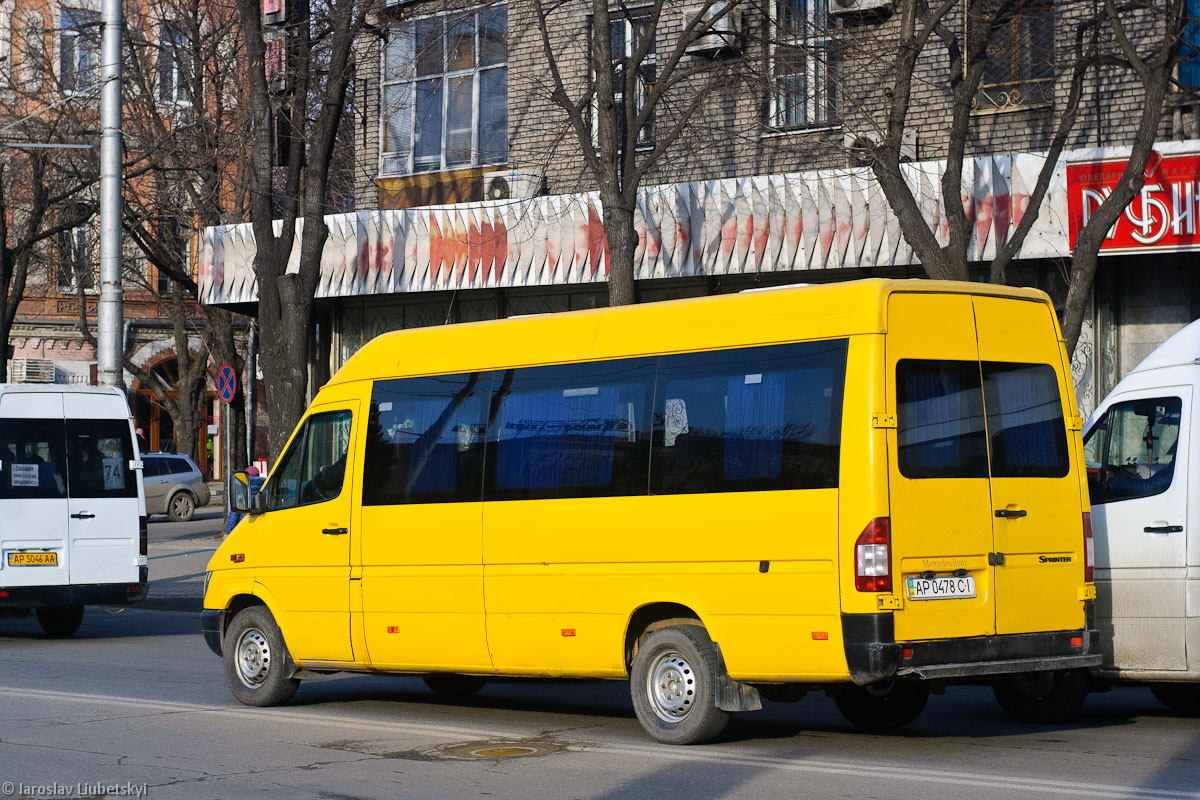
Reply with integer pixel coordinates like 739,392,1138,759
230,472,252,514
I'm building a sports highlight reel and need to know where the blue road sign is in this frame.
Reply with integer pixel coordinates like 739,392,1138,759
218,363,237,404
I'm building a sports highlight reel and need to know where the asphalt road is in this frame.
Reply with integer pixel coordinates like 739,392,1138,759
0,606,1198,800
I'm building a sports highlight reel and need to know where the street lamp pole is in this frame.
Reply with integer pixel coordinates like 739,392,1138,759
96,0,123,388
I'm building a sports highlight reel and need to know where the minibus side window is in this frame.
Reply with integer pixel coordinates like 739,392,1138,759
0,419,68,499
650,340,847,494
485,358,655,500
266,411,353,510
65,419,137,498
981,363,1070,478
896,360,988,479
1088,397,1181,504
364,372,489,504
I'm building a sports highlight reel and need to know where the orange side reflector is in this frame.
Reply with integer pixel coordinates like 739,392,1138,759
1070,636,1083,647
230,553,245,563
387,626,400,634
811,631,828,641
561,628,576,637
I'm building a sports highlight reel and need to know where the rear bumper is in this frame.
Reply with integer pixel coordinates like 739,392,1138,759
842,608,1101,684
0,566,148,609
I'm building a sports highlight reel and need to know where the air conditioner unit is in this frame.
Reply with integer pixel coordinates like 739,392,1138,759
10,358,56,383
683,3,740,56
482,170,546,201
843,130,918,165
829,0,892,14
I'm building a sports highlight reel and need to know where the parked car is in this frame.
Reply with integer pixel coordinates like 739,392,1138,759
143,454,210,522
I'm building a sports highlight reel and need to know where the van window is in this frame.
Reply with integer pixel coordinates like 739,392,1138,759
0,419,68,499
650,340,847,494
897,360,989,479
982,363,1069,478
66,420,137,498
486,358,655,500
1084,397,1181,504
364,373,489,504
267,410,353,510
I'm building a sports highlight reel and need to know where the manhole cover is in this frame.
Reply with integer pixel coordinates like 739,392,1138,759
436,740,568,760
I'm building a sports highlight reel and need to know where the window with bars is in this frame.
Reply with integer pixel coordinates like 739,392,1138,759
157,23,192,105
594,11,655,150
975,0,1054,111
59,7,98,94
57,222,96,295
381,5,508,175
770,0,837,129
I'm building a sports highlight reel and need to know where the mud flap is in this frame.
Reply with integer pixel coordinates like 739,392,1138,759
713,643,763,712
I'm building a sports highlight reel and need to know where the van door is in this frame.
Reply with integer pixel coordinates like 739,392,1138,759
1084,390,1189,671
973,296,1086,636
64,407,141,586
254,403,357,663
0,392,70,589
887,293,997,642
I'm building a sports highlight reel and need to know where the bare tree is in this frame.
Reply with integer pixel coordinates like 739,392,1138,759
236,0,371,458
858,0,1186,354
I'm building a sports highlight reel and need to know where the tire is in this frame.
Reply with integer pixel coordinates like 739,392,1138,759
1149,683,1200,716
834,681,929,731
993,668,1089,724
222,606,300,707
36,606,84,637
423,674,488,699
630,624,729,745
168,492,196,522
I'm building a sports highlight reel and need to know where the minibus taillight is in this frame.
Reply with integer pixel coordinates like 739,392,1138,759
1083,512,1094,583
855,517,891,592
139,516,148,557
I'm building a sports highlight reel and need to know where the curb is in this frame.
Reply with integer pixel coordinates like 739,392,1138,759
136,595,203,613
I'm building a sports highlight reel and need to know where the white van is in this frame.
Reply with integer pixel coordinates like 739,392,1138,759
0,384,148,636
1082,320,1200,713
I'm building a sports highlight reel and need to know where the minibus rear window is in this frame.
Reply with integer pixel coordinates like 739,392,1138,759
897,360,989,479
982,362,1069,478
0,419,68,499
65,419,138,498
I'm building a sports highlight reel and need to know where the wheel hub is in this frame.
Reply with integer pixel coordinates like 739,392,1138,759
647,652,695,724
236,629,271,689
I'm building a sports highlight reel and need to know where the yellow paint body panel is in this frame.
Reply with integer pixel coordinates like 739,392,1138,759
202,279,1089,684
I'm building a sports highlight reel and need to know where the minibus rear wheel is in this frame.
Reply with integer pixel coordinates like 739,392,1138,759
833,681,929,731
36,605,84,637
223,606,300,707
992,668,1089,723
1149,683,1200,716
423,674,488,699
630,624,729,745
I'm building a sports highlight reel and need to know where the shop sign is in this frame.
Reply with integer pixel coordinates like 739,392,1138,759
1067,150,1200,253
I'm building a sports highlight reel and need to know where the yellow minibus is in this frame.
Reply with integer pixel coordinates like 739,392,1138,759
202,279,1099,744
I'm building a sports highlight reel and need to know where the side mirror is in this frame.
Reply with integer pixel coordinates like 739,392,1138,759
230,471,252,514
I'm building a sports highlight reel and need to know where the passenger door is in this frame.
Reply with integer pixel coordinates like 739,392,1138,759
973,296,1087,636
254,404,358,663
1085,391,1189,671
887,293,997,642
0,393,70,589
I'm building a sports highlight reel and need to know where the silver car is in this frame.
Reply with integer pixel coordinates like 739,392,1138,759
142,454,211,522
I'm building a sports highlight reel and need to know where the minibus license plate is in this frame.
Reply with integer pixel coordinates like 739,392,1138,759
906,575,975,600
7,552,57,567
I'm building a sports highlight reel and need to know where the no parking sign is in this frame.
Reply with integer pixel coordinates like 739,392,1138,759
217,363,237,404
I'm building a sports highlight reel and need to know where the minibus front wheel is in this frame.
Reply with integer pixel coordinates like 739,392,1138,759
631,624,730,745
223,606,300,707
833,681,929,731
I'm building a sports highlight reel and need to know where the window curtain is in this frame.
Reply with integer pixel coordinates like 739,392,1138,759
496,387,619,490
900,369,970,472
403,398,458,496
725,373,785,480
984,366,1063,474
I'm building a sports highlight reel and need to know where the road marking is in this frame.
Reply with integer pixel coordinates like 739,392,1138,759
1,686,1196,799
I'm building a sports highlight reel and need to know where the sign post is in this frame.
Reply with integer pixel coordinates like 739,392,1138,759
217,363,237,526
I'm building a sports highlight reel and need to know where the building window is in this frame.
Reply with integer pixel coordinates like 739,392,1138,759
57,222,96,294
595,11,655,149
381,5,508,176
59,7,98,94
20,11,43,89
157,23,192,105
975,0,1054,111
770,0,837,129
